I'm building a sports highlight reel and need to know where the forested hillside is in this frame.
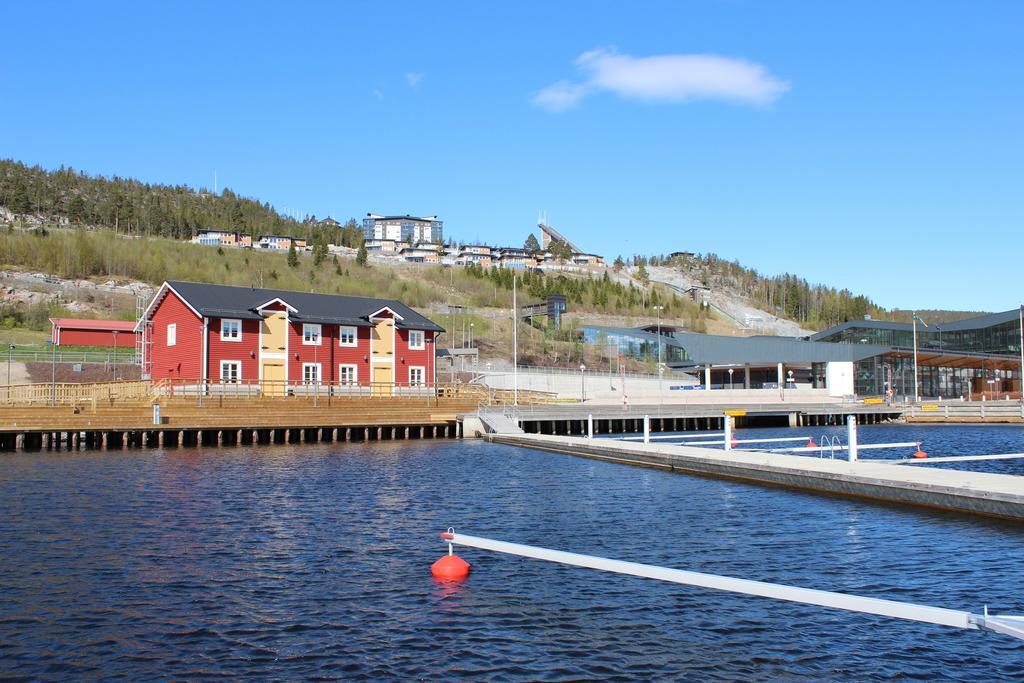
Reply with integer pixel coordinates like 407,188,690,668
0,158,361,245
643,253,884,329
0,159,987,332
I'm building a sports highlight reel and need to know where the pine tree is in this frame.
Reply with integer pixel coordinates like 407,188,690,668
67,195,86,223
356,243,368,266
613,255,624,272
287,241,299,268
524,233,541,252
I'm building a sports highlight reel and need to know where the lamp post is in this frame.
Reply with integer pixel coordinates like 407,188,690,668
580,363,586,403
512,274,518,406
1018,304,1023,402
50,339,56,407
653,305,664,405
7,343,13,388
313,335,319,407
728,367,734,390
911,311,927,403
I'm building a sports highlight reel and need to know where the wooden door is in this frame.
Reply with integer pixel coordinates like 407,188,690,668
262,362,285,396
372,364,393,396
261,312,288,354
371,319,394,360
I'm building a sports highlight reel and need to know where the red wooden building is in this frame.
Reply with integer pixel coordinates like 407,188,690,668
137,281,444,393
50,318,138,348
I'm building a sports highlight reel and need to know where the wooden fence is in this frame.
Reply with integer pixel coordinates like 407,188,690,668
0,378,557,407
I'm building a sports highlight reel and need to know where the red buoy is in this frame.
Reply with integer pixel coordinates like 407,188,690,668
432,554,471,580
807,438,817,448
913,449,928,459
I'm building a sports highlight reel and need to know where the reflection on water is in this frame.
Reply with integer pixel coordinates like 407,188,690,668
1,436,1023,680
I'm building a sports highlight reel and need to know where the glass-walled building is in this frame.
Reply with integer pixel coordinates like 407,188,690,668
575,310,1024,400
580,326,691,365
814,309,1023,398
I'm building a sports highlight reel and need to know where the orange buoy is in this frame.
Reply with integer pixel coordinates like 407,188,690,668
431,554,471,580
913,448,928,459
807,438,817,448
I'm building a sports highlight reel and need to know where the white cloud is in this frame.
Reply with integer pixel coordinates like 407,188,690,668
531,80,592,113
405,72,424,88
532,47,789,112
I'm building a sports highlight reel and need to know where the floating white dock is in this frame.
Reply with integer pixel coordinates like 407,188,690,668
487,432,1024,521
440,531,1024,642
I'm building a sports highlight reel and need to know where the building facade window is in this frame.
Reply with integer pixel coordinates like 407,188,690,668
220,360,241,383
339,326,358,347
302,363,321,384
167,323,176,347
303,324,322,345
409,366,425,386
339,364,358,385
221,319,241,341
408,330,425,349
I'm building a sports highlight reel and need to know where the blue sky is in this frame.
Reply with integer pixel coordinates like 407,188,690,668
2,1,1021,311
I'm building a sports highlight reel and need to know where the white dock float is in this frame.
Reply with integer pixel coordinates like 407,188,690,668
487,432,1024,521
896,452,1024,464
440,531,1024,642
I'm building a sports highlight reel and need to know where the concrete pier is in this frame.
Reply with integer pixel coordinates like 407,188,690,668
489,432,1024,522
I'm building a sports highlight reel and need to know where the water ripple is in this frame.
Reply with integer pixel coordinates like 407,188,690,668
0,435,1022,679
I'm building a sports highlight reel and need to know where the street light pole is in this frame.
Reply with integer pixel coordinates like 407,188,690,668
1018,304,1023,401
512,274,518,406
580,364,586,403
653,305,664,406
50,340,56,407
911,310,924,403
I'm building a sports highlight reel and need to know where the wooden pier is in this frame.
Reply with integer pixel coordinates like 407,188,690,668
906,400,1024,424
0,395,481,452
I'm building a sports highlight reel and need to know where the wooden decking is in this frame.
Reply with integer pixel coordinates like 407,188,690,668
0,395,483,451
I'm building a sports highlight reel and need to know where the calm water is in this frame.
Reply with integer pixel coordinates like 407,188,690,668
1,435,1023,680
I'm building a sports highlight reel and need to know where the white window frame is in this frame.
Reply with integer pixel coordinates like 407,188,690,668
339,325,358,347
221,318,242,342
303,323,322,346
409,366,426,386
167,323,176,347
408,330,425,350
220,360,241,384
302,363,321,385
338,364,358,385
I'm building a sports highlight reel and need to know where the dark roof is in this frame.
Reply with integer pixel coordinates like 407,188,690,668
162,281,444,332
50,318,137,332
810,309,1018,340
366,215,436,223
582,325,883,366
671,332,885,366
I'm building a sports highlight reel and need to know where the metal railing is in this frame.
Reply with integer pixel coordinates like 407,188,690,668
5,350,140,365
481,365,696,382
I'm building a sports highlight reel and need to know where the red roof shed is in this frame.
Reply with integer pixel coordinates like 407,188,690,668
49,318,139,348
